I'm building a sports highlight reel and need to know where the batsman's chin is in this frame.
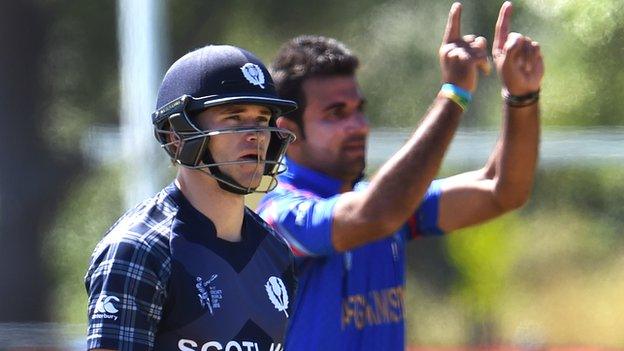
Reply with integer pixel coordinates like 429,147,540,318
232,172,263,190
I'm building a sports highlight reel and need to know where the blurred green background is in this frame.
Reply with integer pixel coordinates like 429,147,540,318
1,0,623,348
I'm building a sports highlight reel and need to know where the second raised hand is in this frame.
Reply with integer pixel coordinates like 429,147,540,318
492,1,544,96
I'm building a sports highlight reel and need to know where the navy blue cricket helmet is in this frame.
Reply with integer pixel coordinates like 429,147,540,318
152,45,297,194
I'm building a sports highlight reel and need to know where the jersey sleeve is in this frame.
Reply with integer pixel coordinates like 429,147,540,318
84,232,169,351
257,191,339,257
404,180,445,241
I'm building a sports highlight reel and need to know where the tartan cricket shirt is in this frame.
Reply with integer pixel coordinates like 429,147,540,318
256,157,444,351
85,182,296,351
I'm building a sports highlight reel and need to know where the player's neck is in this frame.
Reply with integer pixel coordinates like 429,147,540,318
175,171,245,242
288,152,355,193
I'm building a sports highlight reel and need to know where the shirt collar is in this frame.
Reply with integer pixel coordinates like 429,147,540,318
278,157,344,197
164,182,263,248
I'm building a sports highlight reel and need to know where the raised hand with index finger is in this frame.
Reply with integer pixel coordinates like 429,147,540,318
439,2,490,94
493,1,544,99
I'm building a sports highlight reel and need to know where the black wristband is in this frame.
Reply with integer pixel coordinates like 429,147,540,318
502,89,540,107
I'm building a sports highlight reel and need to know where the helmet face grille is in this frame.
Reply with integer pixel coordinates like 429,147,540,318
155,109,295,194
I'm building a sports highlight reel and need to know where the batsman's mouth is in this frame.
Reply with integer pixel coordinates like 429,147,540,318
238,152,265,161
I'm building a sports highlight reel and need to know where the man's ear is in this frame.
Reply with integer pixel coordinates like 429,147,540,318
162,123,183,157
277,116,303,143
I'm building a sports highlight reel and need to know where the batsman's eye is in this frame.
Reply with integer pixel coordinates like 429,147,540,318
256,116,270,125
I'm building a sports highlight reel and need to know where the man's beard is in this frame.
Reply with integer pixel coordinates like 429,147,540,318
334,151,366,182
338,135,367,179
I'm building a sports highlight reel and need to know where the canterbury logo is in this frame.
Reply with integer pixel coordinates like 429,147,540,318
94,294,120,314
265,276,289,317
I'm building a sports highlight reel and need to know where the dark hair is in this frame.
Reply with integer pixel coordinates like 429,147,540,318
270,35,359,136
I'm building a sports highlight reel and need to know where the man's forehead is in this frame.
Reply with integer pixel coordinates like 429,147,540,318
302,76,363,104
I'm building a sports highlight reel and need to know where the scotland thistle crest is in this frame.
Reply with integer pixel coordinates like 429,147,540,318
240,63,265,89
265,276,289,317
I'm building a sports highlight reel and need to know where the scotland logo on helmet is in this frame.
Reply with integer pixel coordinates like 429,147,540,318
241,63,265,89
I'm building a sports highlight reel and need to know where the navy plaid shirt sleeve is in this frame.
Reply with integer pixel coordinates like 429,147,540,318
85,228,171,351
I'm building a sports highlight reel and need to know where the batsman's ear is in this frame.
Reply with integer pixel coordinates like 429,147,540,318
160,125,182,162
276,116,302,142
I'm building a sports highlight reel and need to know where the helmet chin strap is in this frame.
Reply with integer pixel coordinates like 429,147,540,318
200,151,261,195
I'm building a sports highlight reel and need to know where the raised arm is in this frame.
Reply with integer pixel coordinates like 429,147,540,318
437,1,544,232
332,3,490,251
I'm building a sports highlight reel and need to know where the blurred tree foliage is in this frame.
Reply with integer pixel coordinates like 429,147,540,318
43,166,123,324
524,0,624,126
4,0,619,346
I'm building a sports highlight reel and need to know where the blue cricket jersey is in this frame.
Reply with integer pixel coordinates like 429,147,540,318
257,158,443,351
85,183,295,351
